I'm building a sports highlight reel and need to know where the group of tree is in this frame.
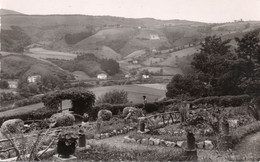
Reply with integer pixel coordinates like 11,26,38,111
49,54,120,77
0,26,31,53
167,29,260,98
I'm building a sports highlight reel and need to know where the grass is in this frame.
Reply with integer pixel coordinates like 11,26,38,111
28,48,77,60
74,143,184,161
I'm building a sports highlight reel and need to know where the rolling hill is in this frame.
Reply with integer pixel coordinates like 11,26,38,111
1,9,260,77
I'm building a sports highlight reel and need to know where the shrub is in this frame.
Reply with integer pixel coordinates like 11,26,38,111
97,110,112,121
192,95,252,107
96,89,129,105
0,107,57,126
122,107,143,118
1,119,24,133
42,87,95,115
231,121,260,145
49,112,75,127
15,95,43,107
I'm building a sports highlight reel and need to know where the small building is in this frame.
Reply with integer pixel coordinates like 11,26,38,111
150,34,160,40
97,73,107,80
7,80,18,89
142,74,150,79
125,74,131,78
152,49,157,53
28,75,41,83
132,60,138,64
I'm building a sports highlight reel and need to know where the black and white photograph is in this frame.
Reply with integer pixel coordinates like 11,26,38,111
0,0,260,161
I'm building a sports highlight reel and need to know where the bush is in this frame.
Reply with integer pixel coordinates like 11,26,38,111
96,89,129,105
123,107,139,117
15,95,43,107
97,110,113,121
0,107,57,126
192,95,252,107
1,119,24,133
49,112,75,127
231,121,260,145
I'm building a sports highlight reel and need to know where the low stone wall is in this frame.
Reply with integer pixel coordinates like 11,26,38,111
94,126,135,140
123,136,215,150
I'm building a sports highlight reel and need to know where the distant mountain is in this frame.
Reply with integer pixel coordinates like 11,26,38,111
0,9,24,15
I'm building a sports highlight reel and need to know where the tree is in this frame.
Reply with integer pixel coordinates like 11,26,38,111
96,89,129,105
235,29,260,61
0,80,9,89
100,59,120,76
166,74,207,98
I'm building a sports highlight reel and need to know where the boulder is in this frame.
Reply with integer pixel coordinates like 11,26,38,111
204,140,214,150
153,138,161,145
176,141,185,148
148,138,155,145
159,139,166,146
141,138,149,145
105,133,110,138
196,141,204,149
123,136,132,143
165,141,176,147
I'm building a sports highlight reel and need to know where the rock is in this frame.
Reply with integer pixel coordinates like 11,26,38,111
123,136,131,143
129,127,134,131
105,133,110,138
136,139,142,144
141,138,149,145
176,141,185,148
129,138,136,143
153,138,161,145
158,128,167,135
100,134,106,139
148,138,154,145
159,139,166,146
228,119,239,128
196,141,204,149
204,140,214,150
165,141,176,147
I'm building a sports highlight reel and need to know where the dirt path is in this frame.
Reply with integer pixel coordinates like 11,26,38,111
233,131,260,159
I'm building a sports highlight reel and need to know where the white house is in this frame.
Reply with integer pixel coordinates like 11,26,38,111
150,34,160,40
97,73,107,80
142,74,150,79
7,80,18,89
125,74,131,78
132,60,138,64
28,75,41,83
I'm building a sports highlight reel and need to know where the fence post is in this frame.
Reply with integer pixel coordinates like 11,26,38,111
138,117,146,132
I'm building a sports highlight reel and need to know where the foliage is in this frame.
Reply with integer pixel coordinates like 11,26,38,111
49,112,75,127
97,109,113,121
0,128,55,161
14,95,43,107
235,29,260,61
1,26,31,52
166,74,207,98
58,130,79,146
0,92,22,102
0,107,58,126
192,95,252,107
96,89,129,105
42,87,95,115
75,144,183,161
100,59,120,76
65,31,94,45
1,119,24,134
231,121,260,145
0,80,9,89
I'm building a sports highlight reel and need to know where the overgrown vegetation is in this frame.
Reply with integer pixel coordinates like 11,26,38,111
96,89,129,105
166,29,260,98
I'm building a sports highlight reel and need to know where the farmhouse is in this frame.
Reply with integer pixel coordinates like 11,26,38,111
142,74,150,79
150,34,160,40
97,73,107,80
7,80,18,89
132,60,138,64
28,75,41,83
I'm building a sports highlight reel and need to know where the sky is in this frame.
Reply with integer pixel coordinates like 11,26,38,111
1,0,260,23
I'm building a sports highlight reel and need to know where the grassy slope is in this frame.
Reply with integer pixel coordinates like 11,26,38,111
1,54,73,79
